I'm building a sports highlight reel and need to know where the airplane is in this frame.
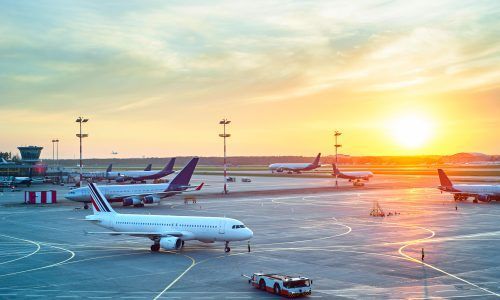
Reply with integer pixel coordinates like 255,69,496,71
144,163,152,171
332,163,373,186
112,158,175,183
0,158,16,165
81,164,113,181
269,153,322,174
111,151,118,155
437,169,500,203
66,157,202,209
83,182,253,253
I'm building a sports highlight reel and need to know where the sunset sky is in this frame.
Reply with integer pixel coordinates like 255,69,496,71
1,0,499,158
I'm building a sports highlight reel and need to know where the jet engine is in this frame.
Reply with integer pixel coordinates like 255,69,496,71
160,237,182,250
143,195,161,204
477,194,491,202
122,197,142,206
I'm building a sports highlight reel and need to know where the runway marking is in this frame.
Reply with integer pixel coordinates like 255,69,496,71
0,240,75,278
0,234,41,265
153,253,196,300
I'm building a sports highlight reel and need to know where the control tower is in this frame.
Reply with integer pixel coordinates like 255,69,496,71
18,146,43,165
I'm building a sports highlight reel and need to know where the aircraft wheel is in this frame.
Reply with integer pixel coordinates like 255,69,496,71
151,244,160,252
181,240,185,248
225,246,231,253
84,203,89,209
473,199,478,203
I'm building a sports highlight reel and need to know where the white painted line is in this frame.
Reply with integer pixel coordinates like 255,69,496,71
153,254,196,300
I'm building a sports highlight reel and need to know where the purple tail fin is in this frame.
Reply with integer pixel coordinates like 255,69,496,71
438,169,453,187
332,163,340,175
161,158,176,174
312,153,321,166
168,157,199,189
144,164,152,171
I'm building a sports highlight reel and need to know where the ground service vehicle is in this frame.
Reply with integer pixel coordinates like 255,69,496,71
249,273,312,297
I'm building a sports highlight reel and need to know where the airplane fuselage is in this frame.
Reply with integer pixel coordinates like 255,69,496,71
66,184,170,203
87,214,253,243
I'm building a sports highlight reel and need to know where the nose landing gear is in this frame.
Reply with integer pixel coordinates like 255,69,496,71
224,241,231,253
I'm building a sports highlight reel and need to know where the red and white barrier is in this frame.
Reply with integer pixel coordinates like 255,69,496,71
24,190,57,204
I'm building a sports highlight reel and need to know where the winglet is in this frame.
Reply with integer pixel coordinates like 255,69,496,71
437,169,453,187
195,182,204,191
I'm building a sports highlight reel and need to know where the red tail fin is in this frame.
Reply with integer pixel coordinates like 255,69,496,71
437,169,453,187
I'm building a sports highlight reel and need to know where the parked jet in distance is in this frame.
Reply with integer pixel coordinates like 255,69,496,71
438,169,500,202
108,158,176,183
0,158,16,165
66,157,201,209
144,164,152,171
84,182,252,252
332,164,373,186
81,164,113,181
269,153,321,174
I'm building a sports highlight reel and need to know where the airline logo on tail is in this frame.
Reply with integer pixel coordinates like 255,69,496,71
88,182,115,214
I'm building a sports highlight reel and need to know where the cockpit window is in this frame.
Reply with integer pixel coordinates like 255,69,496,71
232,225,246,229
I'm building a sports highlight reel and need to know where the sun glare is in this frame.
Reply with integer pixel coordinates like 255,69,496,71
389,114,433,149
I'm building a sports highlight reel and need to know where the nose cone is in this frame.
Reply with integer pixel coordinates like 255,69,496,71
245,228,254,240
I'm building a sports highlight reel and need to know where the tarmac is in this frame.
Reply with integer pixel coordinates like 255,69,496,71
0,174,499,299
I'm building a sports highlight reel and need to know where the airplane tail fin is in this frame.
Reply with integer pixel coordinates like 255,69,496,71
1,158,6,163
332,163,341,176
167,157,199,190
144,163,152,171
312,153,321,166
106,164,112,173
161,158,176,174
437,169,453,187
88,182,116,214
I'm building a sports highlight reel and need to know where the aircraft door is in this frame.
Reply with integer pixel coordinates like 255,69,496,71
218,219,225,234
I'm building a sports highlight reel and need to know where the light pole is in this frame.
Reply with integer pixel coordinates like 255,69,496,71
76,117,89,182
334,131,342,187
52,139,59,169
219,119,231,194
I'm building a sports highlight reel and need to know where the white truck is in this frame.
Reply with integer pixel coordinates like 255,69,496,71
248,273,312,297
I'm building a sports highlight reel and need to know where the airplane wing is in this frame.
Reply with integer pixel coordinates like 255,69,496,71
84,230,183,238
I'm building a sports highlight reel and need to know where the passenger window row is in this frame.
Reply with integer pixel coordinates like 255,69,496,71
116,221,217,228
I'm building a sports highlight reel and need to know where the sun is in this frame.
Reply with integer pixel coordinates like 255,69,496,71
389,114,434,149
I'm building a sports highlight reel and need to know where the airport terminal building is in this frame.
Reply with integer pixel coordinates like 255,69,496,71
0,146,47,177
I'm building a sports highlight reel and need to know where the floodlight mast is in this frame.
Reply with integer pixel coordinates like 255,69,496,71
76,117,89,182
219,119,231,194
334,131,342,187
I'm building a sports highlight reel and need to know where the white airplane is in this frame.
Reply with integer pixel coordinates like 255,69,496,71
66,157,202,209
84,182,253,253
332,164,373,186
438,169,500,203
269,153,322,174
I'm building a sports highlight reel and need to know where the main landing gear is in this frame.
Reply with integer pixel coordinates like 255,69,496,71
84,203,89,209
225,241,231,253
